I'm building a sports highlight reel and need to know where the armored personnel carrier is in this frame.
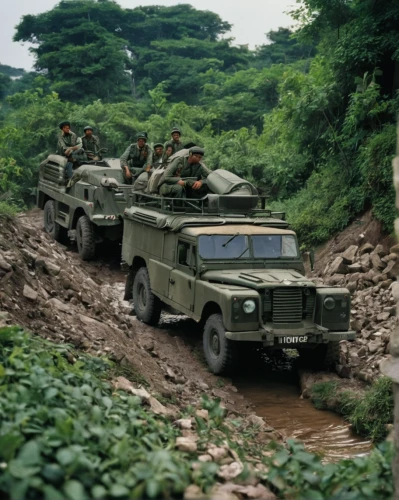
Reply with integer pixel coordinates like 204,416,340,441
122,170,354,374
37,155,129,260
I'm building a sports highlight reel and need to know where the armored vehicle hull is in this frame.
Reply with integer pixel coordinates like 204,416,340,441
122,184,354,374
37,155,129,260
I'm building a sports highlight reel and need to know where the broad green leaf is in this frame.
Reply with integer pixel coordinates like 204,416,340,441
92,485,108,499
0,433,24,461
64,479,87,500
56,448,75,466
43,485,67,500
8,459,40,479
18,440,41,466
110,484,130,497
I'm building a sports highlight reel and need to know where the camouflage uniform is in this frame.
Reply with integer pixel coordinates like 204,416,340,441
120,143,153,183
57,131,87,178
159,154,210,198
57,131,83,158
82,135,100,156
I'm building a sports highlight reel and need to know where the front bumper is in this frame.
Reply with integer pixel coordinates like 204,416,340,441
225,326,355,346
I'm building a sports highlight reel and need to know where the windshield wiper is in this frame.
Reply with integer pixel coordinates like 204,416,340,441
234,246,250,260
222,233,239,247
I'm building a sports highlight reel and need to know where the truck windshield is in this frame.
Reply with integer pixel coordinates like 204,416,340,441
199,235,250,259
198,234,298,259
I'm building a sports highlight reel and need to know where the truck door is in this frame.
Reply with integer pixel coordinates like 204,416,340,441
168,239,196,313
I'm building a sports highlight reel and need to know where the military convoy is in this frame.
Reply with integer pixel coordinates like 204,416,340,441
38,160,355,373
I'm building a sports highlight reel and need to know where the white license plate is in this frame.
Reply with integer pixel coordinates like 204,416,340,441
279,336,309,344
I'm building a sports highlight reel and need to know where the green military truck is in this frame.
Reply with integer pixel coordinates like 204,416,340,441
37,154,129,260
122,170,355,374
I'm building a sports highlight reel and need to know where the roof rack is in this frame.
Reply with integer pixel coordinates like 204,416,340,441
129,191,278,218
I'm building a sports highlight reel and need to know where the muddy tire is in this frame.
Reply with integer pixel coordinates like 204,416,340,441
203,314,238,375
133,267,161,325
299,342,340,371
44,200,64,242
76,215,96,260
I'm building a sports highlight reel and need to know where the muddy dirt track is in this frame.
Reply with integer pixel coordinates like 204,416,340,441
4,210,371,461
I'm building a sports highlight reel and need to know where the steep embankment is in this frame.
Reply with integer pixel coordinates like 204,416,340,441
300,211,396,440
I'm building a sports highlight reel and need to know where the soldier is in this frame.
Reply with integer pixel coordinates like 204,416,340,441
159,146,210,199
165,127,184,155
56,121,85,178
152,143,164,167
120,133,153,184
81,126,101,160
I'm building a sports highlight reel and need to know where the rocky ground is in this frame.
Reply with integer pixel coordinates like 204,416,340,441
310,211,398,383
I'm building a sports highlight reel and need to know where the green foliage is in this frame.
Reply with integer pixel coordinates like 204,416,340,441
266,439,393,500
310,377,394,442
0,327,394,499
0,327,192,499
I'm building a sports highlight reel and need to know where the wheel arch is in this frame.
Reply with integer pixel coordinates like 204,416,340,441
124,256,147,300
201,301,222,325
38,192,52,210
71,207,88,229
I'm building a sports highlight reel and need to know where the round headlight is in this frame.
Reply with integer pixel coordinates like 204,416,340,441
324,297,336,310
243,299,256,314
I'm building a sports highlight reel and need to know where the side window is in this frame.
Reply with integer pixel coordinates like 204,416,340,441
177,241,190,267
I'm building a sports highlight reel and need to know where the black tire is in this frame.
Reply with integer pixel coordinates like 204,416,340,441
132,267,162,325
44,200,64,242
76,215,96,260
299,343,340,371
203,314,238,375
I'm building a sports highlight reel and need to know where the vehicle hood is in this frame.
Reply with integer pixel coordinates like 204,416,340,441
201,269,314,290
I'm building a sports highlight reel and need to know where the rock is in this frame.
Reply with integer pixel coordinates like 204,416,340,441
175,419,192,430
176,436,197,453
330,257,347,275
359,253,371,272
342,245,359,264
351,319,365,332
0,256,12,272
195,409,209,420
247,414,268,429
374,244,387,257
359,243,374,255
327,274,345,285
377,312,390,322
184,485,204,500
208,447,228,462
198,454,213,462
383,260,399,279
23,284,38,301
35,257,61,276
346,282,357,294
369,340,381,354
217,461,244,481
370,253,385,270
372,274,383,284
347,263,362,273
46,298,70,314
357,346,368,358
212,483,276,500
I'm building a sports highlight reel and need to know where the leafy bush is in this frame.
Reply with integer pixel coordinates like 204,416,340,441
0,327,194,499
310,377,394,442
0,327,395,499
266,439,393,500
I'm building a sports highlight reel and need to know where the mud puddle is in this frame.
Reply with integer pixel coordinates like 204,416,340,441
234,366,371,462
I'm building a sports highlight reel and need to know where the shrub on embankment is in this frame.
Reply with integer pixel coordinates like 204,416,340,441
311,378,394,442
0,326,394,499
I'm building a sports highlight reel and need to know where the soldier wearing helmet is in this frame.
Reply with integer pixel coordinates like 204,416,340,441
164,127,184,155
81,126,101,160
159,146,210,199
120,133,153,184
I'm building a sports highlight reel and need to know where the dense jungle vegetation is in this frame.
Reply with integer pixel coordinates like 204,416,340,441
1,0,399,248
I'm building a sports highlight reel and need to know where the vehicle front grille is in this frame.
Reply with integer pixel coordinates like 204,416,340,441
44,164,64,184
262,287,315,324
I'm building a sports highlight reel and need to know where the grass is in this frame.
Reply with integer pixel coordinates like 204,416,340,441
310,377,394,441
0,201,18,217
